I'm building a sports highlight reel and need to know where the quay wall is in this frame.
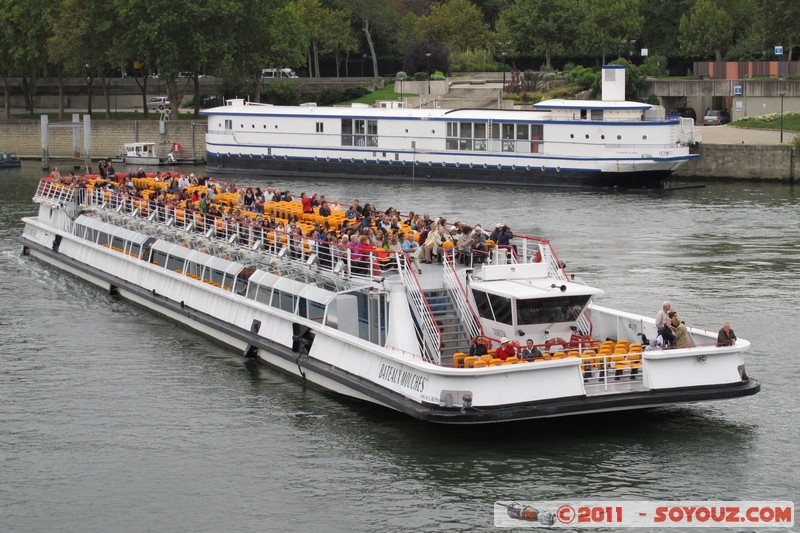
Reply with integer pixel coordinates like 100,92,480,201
0,118,794,180
674,143,795,181
0,119,207,161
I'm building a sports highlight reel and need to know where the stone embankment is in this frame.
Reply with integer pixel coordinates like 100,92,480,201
676,125,796,181
0,118,206,162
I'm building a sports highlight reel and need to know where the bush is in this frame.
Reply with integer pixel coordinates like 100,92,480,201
413,71,429,81
431,70,446,80
450,48,496,72
792,134,800,151
261,79,302,105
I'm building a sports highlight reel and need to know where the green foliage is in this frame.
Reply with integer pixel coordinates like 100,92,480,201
565,65,599,90
413,72,428,81
608,58,645,100
450,49,496,73
793,135,800,151
261,79,303,105
431,71,446,80
415,0,491,52
646,93,660,105
578,0,644,63
639,54,669,78
732,112,800,131
679,0,734,61
500,0,580,69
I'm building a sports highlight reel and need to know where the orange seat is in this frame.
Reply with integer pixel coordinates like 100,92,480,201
473,360,487,368
463,356,477,368
453,352,466,368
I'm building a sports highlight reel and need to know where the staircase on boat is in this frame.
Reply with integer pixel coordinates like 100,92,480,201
423,288,472,364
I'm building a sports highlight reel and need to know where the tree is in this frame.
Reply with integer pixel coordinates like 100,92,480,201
678,0,734,61
0,0,53,117
638,0,686,58
416,0,491,53
235,0,306,103
321,9,359,77
500,0,579,70
403,39,451,75
339,0,398,78
49,0,119,118
578,0,643,64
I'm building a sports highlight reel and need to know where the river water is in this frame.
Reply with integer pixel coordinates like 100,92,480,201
1,164,797,532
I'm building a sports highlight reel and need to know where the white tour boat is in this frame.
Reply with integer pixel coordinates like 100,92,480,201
202,66,700,189
112,142,177,166
20,177,758,423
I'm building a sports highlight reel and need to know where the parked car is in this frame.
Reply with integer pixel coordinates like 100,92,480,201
261,68,298,79
671,107,697,123
703,109,731,125
146,96,170,110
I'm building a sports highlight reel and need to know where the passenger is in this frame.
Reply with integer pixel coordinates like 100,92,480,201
401,232,423,274
271,189,282,202
318,200,332,217
655,301,676,346
489,223,503,242
495,337,516,361
468,335,488,357
672,316,691,347
421,224,442,263
49,167,60,182
645,336,663,351
520,339,542,359
136,167,146,178
717,321,737,346
300,192,314,214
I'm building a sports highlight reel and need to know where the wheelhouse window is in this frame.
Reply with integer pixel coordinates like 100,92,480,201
471,289,513,325
516,295,591,325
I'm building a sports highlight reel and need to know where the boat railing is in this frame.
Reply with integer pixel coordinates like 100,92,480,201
34,179,77,207
505,235,570,282
442,250,482,341
82,185,400,285
396,252,443,363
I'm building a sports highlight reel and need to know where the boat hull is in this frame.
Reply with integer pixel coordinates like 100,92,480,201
20,235,759,424
206,154,676,189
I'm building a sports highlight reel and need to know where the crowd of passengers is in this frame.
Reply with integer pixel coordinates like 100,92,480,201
47,167,518,273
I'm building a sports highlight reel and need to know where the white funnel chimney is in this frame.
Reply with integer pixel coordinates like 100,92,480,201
601,65,626,102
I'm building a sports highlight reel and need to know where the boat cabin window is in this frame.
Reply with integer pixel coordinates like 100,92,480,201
224,119,232,130
591,109,603,120
501,124,515,152
203,268,225,287
166,255,186,273
516,295,591,325
150,249,168,267
472,289,513,325
531,124,543,153
341,119,353,145
111,235,125,251
446,122,487,151
275,289,296,313
129,243,142,258
186,260,202,278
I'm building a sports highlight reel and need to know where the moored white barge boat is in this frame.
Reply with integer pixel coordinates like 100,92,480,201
202,66,700,189
20,177,758,423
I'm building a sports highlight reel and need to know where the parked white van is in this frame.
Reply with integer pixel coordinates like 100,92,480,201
261,68,299,79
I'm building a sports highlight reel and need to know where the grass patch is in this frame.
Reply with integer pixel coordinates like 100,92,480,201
339,83,418,105
731,112,800,131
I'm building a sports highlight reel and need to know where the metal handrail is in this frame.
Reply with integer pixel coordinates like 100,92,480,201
442,249,482,341
395,251,442,363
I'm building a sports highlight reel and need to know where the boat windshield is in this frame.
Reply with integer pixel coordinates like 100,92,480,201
516,295,590,325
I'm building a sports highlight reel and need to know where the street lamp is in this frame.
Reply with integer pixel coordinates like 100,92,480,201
425,52,431,95
501,51,507,90
397,71,406,107
780,91,786,143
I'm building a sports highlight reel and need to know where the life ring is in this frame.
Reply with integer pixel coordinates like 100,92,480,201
545,337,568,351
534,250,542,263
